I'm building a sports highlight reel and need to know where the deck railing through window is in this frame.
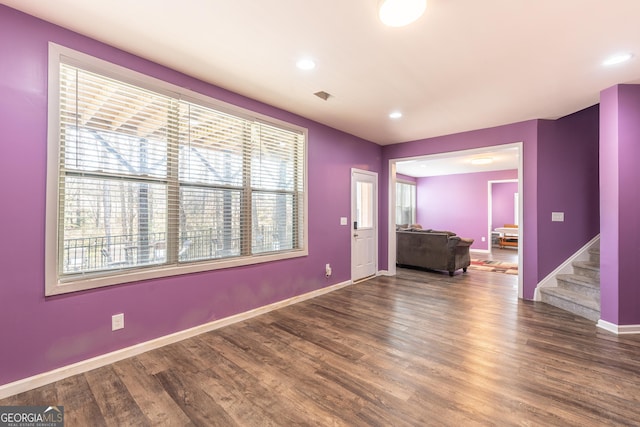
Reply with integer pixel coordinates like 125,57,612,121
63,232,167,273
62,226,285,273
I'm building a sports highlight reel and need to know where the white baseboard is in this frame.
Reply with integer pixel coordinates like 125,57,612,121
0,279,352,400
533,235,600,301
470,249,490,255
377,269,393,276
597,319,640,335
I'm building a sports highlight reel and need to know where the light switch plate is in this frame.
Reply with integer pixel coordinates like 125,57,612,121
551,212,565,222
340,217,348,225
112,313,124,331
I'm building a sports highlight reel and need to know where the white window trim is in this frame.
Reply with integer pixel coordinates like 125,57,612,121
45,43,308,296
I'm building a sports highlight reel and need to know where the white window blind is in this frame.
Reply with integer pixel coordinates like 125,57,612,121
395,181,416,225
50,52,306,292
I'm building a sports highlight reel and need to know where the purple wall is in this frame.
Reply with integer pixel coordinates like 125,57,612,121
599,86,620,324
0,6,382,386
492,181,518,231
0,4,610,388
415,170,517,250
600,85,640,325
382,110,600,300
537,107,600,280
614,87,640,326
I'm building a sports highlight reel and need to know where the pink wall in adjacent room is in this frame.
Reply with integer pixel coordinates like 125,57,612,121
415,170,518,250
492,181,519,230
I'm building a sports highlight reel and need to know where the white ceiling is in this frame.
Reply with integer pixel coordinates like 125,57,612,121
4,0,640,145
396,145,519,178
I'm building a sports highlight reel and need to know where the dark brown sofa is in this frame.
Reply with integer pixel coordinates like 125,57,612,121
396,229,474,276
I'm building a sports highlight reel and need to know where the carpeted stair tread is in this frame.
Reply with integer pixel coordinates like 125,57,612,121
572,260,600,280
556,273,599,288
572,260,600,271
540,287,600,311
555,273,600,303
540,241,601,322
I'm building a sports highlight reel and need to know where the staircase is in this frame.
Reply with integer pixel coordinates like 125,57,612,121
539,242,600,322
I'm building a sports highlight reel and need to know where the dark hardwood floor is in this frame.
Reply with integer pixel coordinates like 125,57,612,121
3,265,640,426
471,247,519,263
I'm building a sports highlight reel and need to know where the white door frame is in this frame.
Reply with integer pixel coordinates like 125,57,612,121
351,168,378,282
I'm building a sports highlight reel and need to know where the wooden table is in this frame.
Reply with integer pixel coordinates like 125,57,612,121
495,227,519,248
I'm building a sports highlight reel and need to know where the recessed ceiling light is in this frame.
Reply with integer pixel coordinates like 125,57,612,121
296,58,316,70
389,111,403,119
603,53,633,66
379,0,427,27
471,157,493,165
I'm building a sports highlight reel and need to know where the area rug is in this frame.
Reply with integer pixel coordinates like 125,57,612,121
469,259,518,275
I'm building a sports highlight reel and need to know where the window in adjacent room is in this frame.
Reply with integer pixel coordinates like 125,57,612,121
396,181,416,226
45,44,307,295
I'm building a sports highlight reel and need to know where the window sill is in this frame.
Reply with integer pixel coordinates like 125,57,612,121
46,248,308,296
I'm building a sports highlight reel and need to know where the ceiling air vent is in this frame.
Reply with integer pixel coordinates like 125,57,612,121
314,91,331,101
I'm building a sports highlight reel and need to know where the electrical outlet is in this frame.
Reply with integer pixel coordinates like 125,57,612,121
112,313,124,331
481,236,486,242
325,263,332,277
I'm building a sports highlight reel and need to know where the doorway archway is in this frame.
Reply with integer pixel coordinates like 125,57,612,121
387,142,524,298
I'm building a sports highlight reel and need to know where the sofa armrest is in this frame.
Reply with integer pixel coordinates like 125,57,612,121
447,236,473,249
457,237,474,247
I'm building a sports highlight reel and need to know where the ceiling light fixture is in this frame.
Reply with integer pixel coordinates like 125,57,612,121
296,58,316,70
389,111,403,119
379,0,427,27
603,52,633,66
471,157,493,165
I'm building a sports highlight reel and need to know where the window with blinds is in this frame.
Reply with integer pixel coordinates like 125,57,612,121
46,44,307,295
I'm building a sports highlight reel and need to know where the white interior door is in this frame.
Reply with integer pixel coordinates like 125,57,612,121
351,169,377,282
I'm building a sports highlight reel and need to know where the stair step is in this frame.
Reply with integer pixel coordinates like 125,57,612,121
556,273,599,288
556,274,600,301
540,287,600,322
572,260,600,280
